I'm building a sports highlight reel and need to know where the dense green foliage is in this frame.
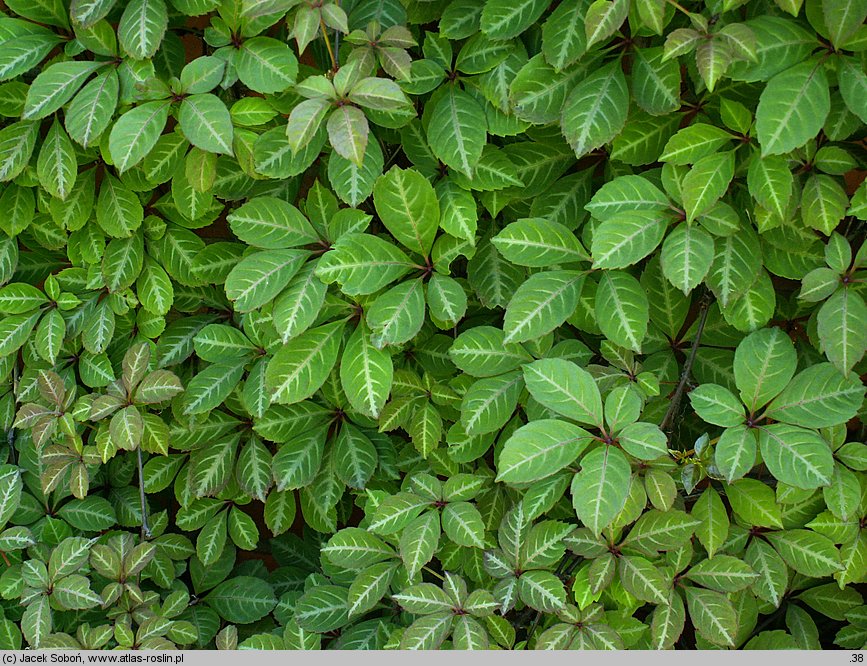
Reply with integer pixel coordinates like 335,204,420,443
0,0,864,651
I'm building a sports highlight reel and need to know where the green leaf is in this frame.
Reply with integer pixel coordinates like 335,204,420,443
497,419,593,484
632,46,681,115
49,537,92,578
660,223,714,295
373,167,439,256
449,326,531,378
541,0,588,71
801,174,849,234
0,466,22,525
714,425,758,482
757,424,834,489
286,98,330,154
765,362,865,428
618,555,670,604
53,574,102,610
109,102,169,173
20,595,49,648
206,577,277,624
823,465,861,521
367,278,426,348
224,249,308,312
333,424,377,489
726,478,782,528
684,555,758,592
271,428,326,490
560,61,628,159
650,594,685,649
349,77,411,111
399,613,453,650
595,270,649,352
236,438,272,503
426,273,467,327
0,120,39,182
493,218,589,267
118,0,168,59
522,358,603,427
481,0,549,39
733,327,797,411
340,320,393,418
684,587,736,647
193,324,257,363
765,529,843,577
747,154,793,223
182,363,245,415
691,487,729,559
436,178,478,243
266,322,345,405
327,105,368,167
745,539,788,608
180,56,225,94
592,210,668,268
316,232,414,295
503,270,584,344
273,261,327,342
0,312,40,357
179,94,233,155
228,197,318,249
682,151,735,222
22,61,103,120
236,37,298,94
427,86,486,177
0,283,48,314
295,586,350,633
617,422,668,460
756,61,830,156
102,233,144,292
461,371,524,435
96,174,143,237
346,562,397,618
329,136,383,208
190,436,237,495
823,0,867,48
323,527,394,569
36,120,77,200
689,384,744,427
452,616,489,650
582,1,628,43
624,509,698,553
0,34,62,84
571,445,631,536
65,69,119,148
839,57,867,124
442,501,485,548
518,570,566,612
660,123,734,165
393,583,454,614
817,288,867,375
695,37,732,93
400,510,440,579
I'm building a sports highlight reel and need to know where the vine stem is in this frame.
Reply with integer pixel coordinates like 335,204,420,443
525,611,542,647
333,0,341,62
663,0,692,16
423,566,445,581
137,448,151,540
321,19,337,71
660,291,712,434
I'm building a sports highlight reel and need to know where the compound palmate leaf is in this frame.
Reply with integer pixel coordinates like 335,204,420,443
0,0,863,654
